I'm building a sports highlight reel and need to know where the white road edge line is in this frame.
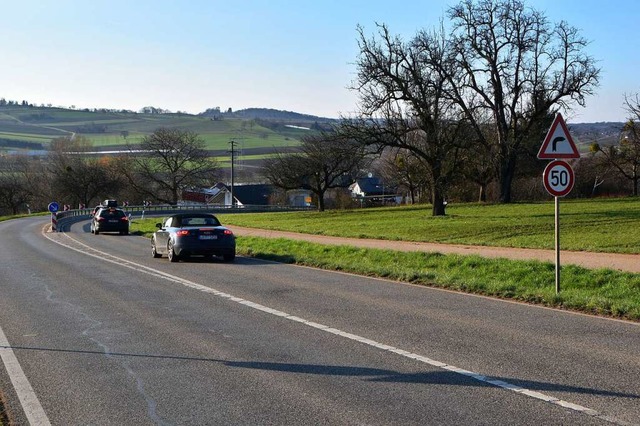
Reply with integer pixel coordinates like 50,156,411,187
0,325,52,425
35,228,631,426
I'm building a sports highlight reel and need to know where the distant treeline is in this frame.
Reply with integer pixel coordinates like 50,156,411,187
200,107,334,123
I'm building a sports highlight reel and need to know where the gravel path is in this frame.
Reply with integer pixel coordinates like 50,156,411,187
232,226,640,273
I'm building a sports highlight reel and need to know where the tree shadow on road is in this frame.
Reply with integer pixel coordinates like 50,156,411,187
2,345,638,400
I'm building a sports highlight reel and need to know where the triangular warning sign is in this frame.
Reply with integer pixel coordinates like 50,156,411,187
538,113,580,159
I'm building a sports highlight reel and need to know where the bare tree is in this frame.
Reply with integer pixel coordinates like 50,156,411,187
624,93,640,119
48,136,125,207
375,148,430,204
590,95,640,196
262,133,369,211
0,156,33,214
447,0,600,203
342,24,471,215
459,138,497,202
121,128,219,205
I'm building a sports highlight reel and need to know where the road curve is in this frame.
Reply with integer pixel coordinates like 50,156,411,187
0,216,638,425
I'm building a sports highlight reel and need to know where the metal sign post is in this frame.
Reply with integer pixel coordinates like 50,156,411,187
48,202,59,232
554,196,560,293
542,160,575,294
543,160,574,294
538,114,579,294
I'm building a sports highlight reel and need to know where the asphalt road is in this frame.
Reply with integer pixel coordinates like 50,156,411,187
0,216,638,425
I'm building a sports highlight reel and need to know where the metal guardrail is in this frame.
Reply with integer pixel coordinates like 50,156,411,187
53,204,314,232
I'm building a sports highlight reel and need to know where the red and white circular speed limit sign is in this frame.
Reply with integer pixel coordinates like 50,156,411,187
543,160,575,197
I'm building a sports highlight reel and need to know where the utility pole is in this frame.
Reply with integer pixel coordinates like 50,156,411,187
229,140,237,207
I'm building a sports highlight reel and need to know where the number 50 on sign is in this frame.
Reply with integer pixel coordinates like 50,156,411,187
543,160,575,197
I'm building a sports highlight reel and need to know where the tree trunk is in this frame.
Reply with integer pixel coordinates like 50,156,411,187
498,156,517,203
478,184,487,202
317,193,325,212
592,176,604,197
432,190,446,216
172,186,179,206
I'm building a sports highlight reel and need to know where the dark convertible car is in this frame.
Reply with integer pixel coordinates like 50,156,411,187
151,213,236,262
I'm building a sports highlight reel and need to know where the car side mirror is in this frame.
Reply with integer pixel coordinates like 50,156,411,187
155,223,162,229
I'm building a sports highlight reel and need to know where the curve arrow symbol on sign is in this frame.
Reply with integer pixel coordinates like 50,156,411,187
552,136,565,152
538,114,579,159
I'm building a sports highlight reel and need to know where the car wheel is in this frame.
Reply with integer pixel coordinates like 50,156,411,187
151,241,161,258
168,240,179,262
222,252,235,262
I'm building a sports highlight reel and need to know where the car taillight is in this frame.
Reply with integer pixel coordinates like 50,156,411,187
223,229,234,236
120,216,129,222
97,217,105,222
176,230,190,237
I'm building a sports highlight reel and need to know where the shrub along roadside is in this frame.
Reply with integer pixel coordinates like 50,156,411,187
235,236,640,322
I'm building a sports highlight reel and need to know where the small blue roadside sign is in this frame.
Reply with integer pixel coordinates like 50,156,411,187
48,202,59,213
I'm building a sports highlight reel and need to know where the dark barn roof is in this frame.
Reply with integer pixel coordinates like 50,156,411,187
230,184,274,205
182,183,276,206
354,177,395,196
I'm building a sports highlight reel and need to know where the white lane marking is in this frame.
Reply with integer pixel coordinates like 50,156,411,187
0,325,52,425
41,229,632,426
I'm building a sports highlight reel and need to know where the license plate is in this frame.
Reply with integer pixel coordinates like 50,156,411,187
108,220,118,223
199,235,217,240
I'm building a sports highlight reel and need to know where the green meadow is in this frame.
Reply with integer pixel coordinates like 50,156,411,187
219,198,640,254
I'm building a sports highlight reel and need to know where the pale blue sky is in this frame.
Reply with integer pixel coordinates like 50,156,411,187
1,0,637,122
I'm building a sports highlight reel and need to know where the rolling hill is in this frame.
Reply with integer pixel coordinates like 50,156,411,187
568,122,624,149
0,105,335,155
0,104,625,157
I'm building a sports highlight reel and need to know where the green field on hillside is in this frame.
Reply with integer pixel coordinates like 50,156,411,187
0,131,65,142
0,106,306,151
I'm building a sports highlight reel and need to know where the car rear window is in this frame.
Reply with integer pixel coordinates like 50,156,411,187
100,209,125,218
181,216,220,226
